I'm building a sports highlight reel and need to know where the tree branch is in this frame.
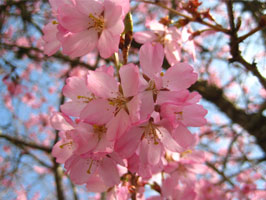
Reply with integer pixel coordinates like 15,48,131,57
191,80,266,155
0,133,52,153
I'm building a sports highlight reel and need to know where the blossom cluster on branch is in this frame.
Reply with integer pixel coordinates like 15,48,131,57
43,0,211,199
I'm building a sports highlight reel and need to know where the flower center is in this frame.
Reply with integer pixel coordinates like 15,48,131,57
89,14,104,33
108,94,131,115
142,122,160,145
174,111,183,120
93,124,107,141
77,95,93,103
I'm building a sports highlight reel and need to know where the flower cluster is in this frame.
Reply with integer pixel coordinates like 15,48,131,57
51,42,207,196
44,0,208,198
43,0,129,58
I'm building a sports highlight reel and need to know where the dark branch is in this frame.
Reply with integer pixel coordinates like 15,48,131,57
0,133,52,153
191,80,266,155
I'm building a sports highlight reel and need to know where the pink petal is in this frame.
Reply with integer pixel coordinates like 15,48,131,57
115,126,143,158
86,175,108,193
133,31,157,44
52,140,73,163
164,42,181,65
76,0,103,16
106,109,131,141
71,123,97,154
49,0,74,11
61,30,98,58
104,0,124,33
50,112,73,131
99,157,120,187
139,91,154,121
42,22,61,56
127,95,141,123
172,124,196,149
139,139,149,164
156,90,190,105
157,127,183,152
147,142,161,165
60,101,87,117
139,43,164,78
109,0,130,18
80,99,115,124
86,70,118,98
62,76,90,100
163,63,198,91
183,104,208,127
58,4,89,32
120,63,139,97
66,156,91,185
98,30,120,58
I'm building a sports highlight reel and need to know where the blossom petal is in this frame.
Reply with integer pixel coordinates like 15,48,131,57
172,124,197,149
60,101,86,117
76,0,103,16
163,63,198,91
133,31,157,44
62,76,90,100
115,126,142,158
86,70,118,98
99,157,120,187
50,112,73,131
61,30,98,58
80,99,115,124
148,142,161,165
58,4,88,32
98,30,120,58
139,43,164,78
183,104,208,127
120,63,139,97
104,0,123,33
158,127,182,152
106,109,131,141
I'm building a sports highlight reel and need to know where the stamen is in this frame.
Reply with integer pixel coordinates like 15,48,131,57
180,149,192,158
77,95,93,103
59,141,72,149
93,124,107,140
89,14,104,33
86,160,94,174
143,122,160,145
174,111,183,120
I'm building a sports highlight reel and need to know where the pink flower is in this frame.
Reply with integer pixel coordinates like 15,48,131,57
134,20,197,65
81,63,142,140
42,21,61,56
65,153,120,188
45,0,125,58
61,75,93,117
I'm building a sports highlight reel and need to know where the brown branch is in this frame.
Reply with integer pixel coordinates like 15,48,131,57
0,133,52,153
1,43,95,70
190,80,266,155
140,0,230,34
53,158,65,200
206,161,234,186
226,0,266,89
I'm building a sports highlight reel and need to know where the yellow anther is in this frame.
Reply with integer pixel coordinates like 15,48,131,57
160,72,164,77
52,20,58,25
59,141,72,149
180,149,193,158
77,95,93,103
174,111,183,120
89,14,104,32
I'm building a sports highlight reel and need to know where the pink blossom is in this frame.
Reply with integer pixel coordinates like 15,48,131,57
44,0,127,58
